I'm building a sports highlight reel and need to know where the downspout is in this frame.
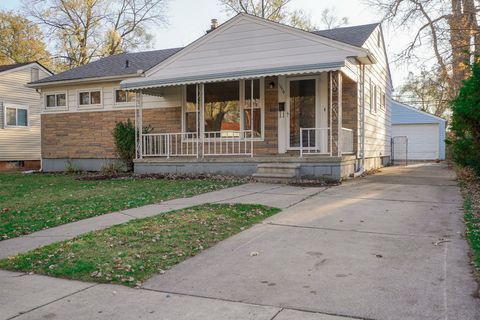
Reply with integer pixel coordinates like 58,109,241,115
36,88,43,172
354,63,365,178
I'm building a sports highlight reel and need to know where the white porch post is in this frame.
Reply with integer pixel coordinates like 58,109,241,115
139,92,143,159
337,71,343,157
134,91,139,159
250,79,254,157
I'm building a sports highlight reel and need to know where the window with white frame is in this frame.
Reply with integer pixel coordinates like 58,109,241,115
370,83,378,114
243,79,262,138
380,90,386,110
78,89,101,106
4,104,28,127
45,93,67,108
184,79,264,139
369,80,374,113
31,68,39,82
115,89,136,104
185,85,199,133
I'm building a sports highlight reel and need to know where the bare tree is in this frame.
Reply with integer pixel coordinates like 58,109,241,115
219,0,317,30
24,0,168,69
396,67,450,116
369,0,480,103
320,7,349,29
103,0,168,56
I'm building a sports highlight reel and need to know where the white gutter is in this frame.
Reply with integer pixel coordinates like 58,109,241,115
354,63,366,178
26,73,142,88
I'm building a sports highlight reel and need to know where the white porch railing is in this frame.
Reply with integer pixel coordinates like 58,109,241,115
300,128,331,157
141,130,253,158
203,130,253,157
341,128,354,154
142,132,199,158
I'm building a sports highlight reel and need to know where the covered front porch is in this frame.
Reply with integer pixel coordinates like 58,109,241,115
133,71,357,155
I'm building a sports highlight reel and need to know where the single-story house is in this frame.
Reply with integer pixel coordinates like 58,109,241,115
0,62,52,171
392,101,446,161
28,13,392,181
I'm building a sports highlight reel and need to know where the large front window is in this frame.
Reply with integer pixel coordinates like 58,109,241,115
204,81,240,137
184,79,263,139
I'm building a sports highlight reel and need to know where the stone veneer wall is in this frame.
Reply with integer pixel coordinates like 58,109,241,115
342,77,358,155
41,108,181,159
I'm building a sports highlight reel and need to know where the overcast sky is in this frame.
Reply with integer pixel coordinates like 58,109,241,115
1,0,418,90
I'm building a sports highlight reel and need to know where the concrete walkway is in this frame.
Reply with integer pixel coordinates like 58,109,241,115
1,163,479,319
0,183,325,259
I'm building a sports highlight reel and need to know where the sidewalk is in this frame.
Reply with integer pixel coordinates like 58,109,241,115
0,269,347,320
0,183,326,259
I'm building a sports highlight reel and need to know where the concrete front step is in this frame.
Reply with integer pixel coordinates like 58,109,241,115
253,163,301,183
255,163,301,175
252,172,298,184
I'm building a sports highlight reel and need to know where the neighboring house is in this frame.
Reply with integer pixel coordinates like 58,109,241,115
28,13,392,181
392,101,446,161
0,62,52,171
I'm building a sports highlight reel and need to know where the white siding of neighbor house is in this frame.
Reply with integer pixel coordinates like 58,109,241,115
0,66,50,161
41,81,182,114
361,26,392,163
139,14,366,83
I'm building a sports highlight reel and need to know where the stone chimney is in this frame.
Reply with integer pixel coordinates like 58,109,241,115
206,19,218,33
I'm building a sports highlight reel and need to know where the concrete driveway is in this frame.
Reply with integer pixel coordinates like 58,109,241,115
1,163,479,319
143,163,480,319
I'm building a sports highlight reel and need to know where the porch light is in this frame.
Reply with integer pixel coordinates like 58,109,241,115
268,81,275,89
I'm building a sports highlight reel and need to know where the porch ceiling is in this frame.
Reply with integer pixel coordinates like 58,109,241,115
120,61,345,92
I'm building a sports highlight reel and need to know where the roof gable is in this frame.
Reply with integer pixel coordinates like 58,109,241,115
138,14,369,84
0,62,52,76
392,101,446,124
313,23,379,47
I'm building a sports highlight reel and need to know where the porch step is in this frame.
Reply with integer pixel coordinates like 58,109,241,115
252,163,300,183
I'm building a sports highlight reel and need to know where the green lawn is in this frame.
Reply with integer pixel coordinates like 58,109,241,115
0,204,279,286
0,173,239,240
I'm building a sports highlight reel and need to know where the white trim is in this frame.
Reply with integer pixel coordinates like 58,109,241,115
44,91,68,111
113,87,136,107
27,73,140,88
3,103,29,128
77,88,103,109
286,75,321,150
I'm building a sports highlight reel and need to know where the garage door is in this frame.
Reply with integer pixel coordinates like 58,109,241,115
392,124,439,160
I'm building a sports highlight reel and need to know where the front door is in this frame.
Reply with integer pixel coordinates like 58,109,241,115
287,78,317,149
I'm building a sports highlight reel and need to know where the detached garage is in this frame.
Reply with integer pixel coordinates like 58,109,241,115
392,101,446,161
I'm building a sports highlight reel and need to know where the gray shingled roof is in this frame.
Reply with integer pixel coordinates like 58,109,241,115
32,48,182,84
32,22,379,85
0,62,32,73
313,23,380,47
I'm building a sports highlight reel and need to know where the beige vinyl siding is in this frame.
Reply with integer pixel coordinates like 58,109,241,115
361,27,392,162
0,66,50,161
142,15,364,83
41,81,182,114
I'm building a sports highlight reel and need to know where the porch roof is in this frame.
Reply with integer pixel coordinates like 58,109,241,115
120,61,344,91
